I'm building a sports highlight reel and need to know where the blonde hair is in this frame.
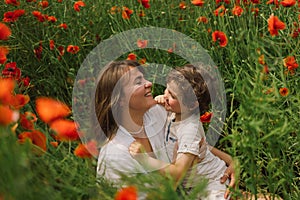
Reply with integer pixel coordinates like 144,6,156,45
94,60,142,140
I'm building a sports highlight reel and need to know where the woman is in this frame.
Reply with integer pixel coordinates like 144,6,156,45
95,60,234,198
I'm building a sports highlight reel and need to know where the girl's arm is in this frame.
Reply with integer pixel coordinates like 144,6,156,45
129,141,195,184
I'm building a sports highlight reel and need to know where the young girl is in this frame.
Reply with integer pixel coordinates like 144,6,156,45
129,64,230,200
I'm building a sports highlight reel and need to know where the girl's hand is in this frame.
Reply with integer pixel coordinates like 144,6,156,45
129,141,144,158
154,95,165,105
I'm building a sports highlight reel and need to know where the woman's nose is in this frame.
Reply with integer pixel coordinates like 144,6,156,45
144,81,152,88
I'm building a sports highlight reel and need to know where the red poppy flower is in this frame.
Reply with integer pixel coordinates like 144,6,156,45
74,1,86,12
11,94,30,109
216,0,230,4
39,0,49,8
212,31,228,47
34,41,43,60
258,54,265,65
267,14,285,36
5,0,20,6
74,140,98,158
21,76,30,87
32,11,47,22
0,23,11,40
2,62,21,80
0,46,9,64
283,56,298,71
266,0,279,4
200,112,212,123
127,53,137,60
50,141,58,148
0,78,15,105
214,5,226,16
0,105,19,126
197,16,208,24
138,0,150,8
280,0,296,7
58,46,65,56
232,5,244,16
35,97,71,123
50,119,80,141
58,23,68,29
20,111,37,130
67,45,80,54
47,16,57,23
179,2,187,9
18,130,47,152
115,186,137,200
137,39,148,48
139,58,146,65
3,10,25,23
122,7,133,19
191,0,205,6
279,87,289,96
49,40,55,50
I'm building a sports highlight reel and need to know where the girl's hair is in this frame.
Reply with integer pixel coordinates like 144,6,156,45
94,60,142,140
167,64,211,115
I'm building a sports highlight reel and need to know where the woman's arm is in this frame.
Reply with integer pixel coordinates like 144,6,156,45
209,146,236,199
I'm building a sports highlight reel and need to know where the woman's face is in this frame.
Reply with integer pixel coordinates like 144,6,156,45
120,67,156,113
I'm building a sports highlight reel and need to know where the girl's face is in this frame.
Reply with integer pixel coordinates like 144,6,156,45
120,67,156,113
163,81,187,114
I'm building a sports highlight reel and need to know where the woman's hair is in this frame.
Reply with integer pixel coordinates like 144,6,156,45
167,64,211,115
94,60,142,140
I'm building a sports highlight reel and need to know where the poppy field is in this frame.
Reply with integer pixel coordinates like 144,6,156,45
0,0,299,199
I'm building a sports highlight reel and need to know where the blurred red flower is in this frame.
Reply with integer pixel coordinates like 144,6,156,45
32,11,47,22
0,105,19,126
137,39,148,48
3,10,25,22
58,23,68,29
49,40,55,50
39,0,49,8
5,0,20,6
20,111,37,130
232,5,244,16
127,53,137,60
74,140,99,158
0,78,15,105
122,7,133,19
138,0,150,8
74,1,85,12
0,23,11,40
191,0,205,6
36,97,71,123
267,14,285,36
2,62,21,80
115,186,137,200
50,119,80,141
280,0,296,7
67,45,80,54
11,94,30,109
18,130,47,152
200,112,212,123
212,31,228,47
34,41,43,60
283,56,298,71
0,46,9,64
214,5,226,16
279,87,289,96
197,16,208,24
179,1,187,9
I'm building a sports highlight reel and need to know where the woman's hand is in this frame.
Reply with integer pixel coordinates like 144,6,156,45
220,161,235,199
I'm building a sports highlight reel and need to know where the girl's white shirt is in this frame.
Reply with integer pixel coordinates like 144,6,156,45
96,104,170,183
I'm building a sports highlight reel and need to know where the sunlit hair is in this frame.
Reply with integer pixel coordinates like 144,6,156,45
94,60,143,140
167,64,211,115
